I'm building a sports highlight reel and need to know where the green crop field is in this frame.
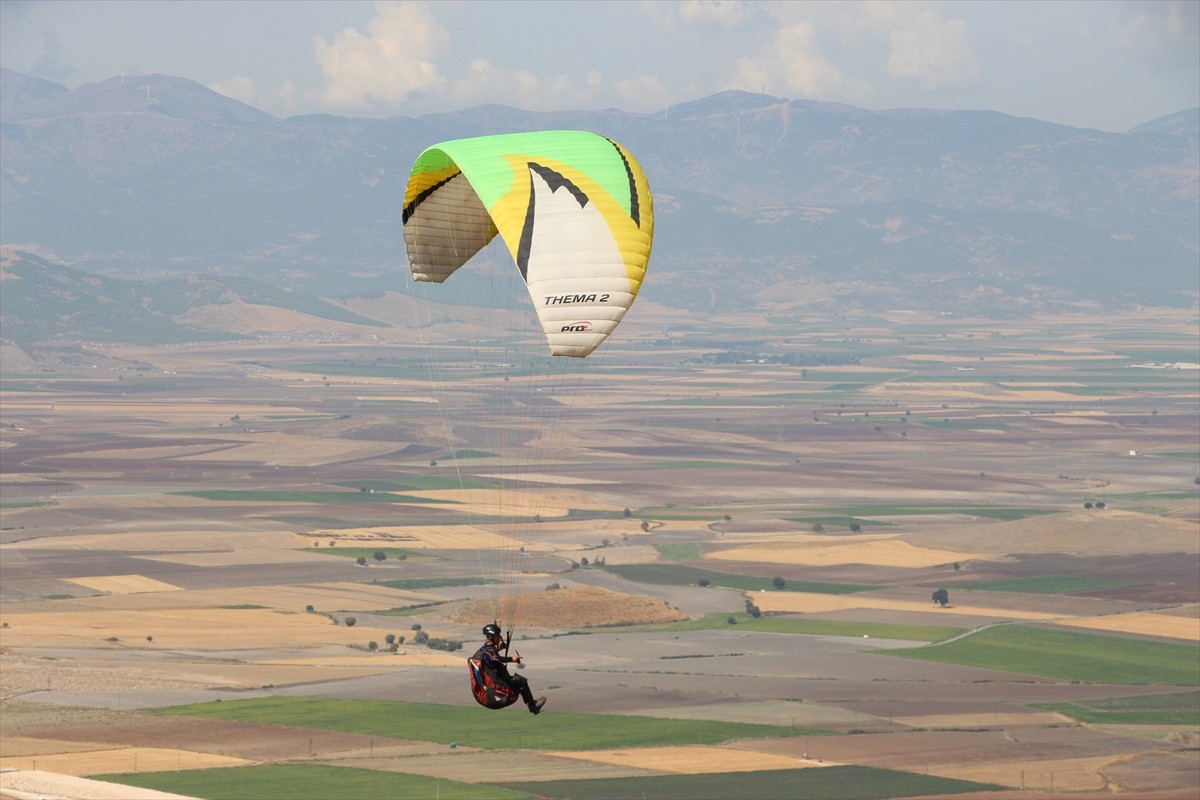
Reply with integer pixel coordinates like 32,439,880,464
499,765,1004,800
375,577,493,590
310,547,425,561
807,505,1056,521
1032,690,1200,726
95,763,524,800
334,475,495,491
960,576,1141,594
886,625,1200,685
785,516,888,529
653,542,702,561
155,696,830,749
176,489,456,505
593,613,962,642
602,563,879,594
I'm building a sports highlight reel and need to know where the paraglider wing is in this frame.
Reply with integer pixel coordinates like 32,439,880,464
403,130,653,357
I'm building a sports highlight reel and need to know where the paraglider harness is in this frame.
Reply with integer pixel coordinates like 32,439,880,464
468,623,523,709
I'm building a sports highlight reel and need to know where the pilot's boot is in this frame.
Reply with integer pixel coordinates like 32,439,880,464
528,696,546,714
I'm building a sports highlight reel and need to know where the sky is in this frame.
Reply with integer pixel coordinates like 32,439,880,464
1,0,1197,132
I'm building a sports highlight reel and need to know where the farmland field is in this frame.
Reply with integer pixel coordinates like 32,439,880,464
2,306,1198,799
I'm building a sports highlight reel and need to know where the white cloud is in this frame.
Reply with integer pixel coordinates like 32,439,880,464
732,19,869,97
446,58,635,113
210,75,259,106
1110,0,1200,67
642,0,752,29
746,1,980,94
678,0,753,27
885,8,979,90
612,74,675,112
211,75,300,116
306,1,448,112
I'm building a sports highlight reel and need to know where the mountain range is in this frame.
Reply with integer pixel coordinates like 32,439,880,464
1,68,1197,346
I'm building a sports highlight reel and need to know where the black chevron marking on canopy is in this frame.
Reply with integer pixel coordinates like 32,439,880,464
516,162,591,282
604,137,641,228
402,171,462,224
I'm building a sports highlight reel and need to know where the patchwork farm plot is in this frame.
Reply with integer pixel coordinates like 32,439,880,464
2,307,1197,799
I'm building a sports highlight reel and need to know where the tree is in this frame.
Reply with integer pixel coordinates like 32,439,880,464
623,507,632,517
345,617,357,627
580,556,589,568
697,578,711,587
373,550,386,561
848,522,862,533
812,523,824,533
385,634,396,645
641,520,650,532
772,577,786,590
745,598,762,618
931,589,949,607
367,641,378,651
356,556,367,566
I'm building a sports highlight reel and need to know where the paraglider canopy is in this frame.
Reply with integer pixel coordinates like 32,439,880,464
402,130,654,357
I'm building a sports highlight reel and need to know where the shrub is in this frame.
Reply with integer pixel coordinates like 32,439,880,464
373,551,386,561
425,637,463,652
345,617,357,627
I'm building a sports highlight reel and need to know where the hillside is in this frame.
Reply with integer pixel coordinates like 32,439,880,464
1,69,1198,323
0,249,385,345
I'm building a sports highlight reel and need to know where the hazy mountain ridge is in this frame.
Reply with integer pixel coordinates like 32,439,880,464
1,69,1197,326
0,249,385,345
